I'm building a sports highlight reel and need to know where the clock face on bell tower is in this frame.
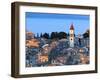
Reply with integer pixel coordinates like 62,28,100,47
70,30,74,34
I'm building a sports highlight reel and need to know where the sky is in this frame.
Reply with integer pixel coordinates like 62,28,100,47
26,12,90,35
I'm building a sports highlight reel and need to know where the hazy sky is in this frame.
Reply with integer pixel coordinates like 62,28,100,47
26,12,89,35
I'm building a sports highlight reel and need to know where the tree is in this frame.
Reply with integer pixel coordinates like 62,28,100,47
74,34,76,37
50,32,58,39
83,30,89,38
78,38,81,45
37,33,39,38
42,33,49,39
58,32,67,39
40,33,43,38
50,32,67,39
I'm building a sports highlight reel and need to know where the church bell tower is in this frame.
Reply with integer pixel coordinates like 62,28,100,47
69,24,74,47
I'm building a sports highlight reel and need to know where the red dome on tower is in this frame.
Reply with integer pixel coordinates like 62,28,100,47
70,24,74,30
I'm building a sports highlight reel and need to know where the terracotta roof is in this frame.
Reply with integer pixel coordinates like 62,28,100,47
26,39,40,47
70,24,74,30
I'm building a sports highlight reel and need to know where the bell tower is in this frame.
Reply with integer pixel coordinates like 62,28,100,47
69,24,74,47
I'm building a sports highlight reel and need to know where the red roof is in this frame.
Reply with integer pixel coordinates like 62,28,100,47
70,24,74,30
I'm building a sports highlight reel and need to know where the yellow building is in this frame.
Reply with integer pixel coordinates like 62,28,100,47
38,54,48,63
26,39,40,48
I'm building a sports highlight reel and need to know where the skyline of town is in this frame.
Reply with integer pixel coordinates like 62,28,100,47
26,27,89,37
25,23,89,67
